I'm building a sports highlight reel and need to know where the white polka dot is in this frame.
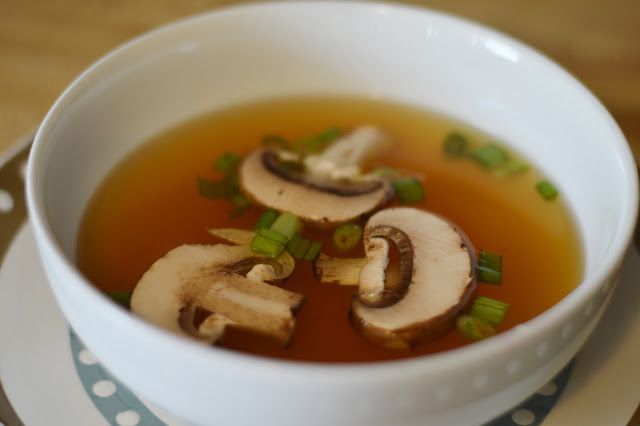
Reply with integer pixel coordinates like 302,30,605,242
78,349,98,365
0,190,13,213
473,373,488,390
536,341,549,358
537,381,557,396
435,386,452,402
18,161,27,181
561,323,573,339
507,359,522,375
92,380,116,397
584,301,595,317
511,408,536,425
116,410,140,426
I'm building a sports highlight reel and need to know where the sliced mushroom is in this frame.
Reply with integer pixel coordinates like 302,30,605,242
314,207,476,349
239,126,394,226
130,242,304,345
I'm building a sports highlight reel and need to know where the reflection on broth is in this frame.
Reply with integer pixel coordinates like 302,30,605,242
77,96,582,362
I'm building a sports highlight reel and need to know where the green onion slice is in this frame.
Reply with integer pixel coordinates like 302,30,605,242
230,193,251,209
477,250,502,285
471,144,508,169
304,241,323,261
107,290,132,308
469,296,510,326
251,212,303,258
251,233,285,258
294,127,341,155
257,228,289,244
333,223,363,251
456,315,496,341
316,127,341,143
270,212,303,240
500,158,530,176
393,178,425,204
536,180,559,201
371,167,402,179
287,233,310,259
214,152,241,175
255,209,280,230
443,132,468,157
287,233,322,261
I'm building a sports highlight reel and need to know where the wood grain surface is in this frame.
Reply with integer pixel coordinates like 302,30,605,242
1,1,639,425
1,0,639,161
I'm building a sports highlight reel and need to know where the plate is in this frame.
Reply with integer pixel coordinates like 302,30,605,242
1,138,639,426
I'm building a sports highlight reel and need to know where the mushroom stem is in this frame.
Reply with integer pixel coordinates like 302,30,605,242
313,254,367,286
305,125,391,179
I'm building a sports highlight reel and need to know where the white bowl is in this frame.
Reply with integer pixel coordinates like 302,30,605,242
26,2,638,425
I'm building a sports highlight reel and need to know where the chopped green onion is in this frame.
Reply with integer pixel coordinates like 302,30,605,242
255,209,279,230
471,144,508,169
469,296,510,326
257,228,288,244
393,178,425,204
262,134,289,149
501,158,530,176
251,212,303,258
214,152,241,175
479,251,501,270
230,192,251,209
536,180,558,201
107,290,131,308
294,127,341,155
304,241,323,261
477,250,502,285
287,233,322,261
251,233,285,258
477,267,502,284
270,212,303,240
333,223,363,251
316,127,341,143
371,167,402,179
287,233,310,259
456,315,496,341
443,132,468,157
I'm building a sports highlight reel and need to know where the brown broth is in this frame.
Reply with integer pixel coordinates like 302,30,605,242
76,96,582,363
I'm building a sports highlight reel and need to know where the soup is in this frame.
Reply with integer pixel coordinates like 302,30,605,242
77,96,582,363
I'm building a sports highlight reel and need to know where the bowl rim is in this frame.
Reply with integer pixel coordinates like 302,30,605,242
26,0,639,377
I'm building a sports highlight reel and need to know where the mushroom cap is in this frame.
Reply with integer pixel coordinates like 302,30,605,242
239,149,392,226
351,207,476,349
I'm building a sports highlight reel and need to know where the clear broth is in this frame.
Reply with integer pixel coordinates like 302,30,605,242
77,96,582,363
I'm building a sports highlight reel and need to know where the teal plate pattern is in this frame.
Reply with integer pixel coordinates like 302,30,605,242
70,329,574,426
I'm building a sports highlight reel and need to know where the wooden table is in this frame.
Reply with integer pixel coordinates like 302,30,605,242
1,0,639,162
1,1,639,424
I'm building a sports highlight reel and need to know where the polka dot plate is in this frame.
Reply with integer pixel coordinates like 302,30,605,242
1,136,640,426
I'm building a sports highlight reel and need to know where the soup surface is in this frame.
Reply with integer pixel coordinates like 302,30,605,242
77,96,582,363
